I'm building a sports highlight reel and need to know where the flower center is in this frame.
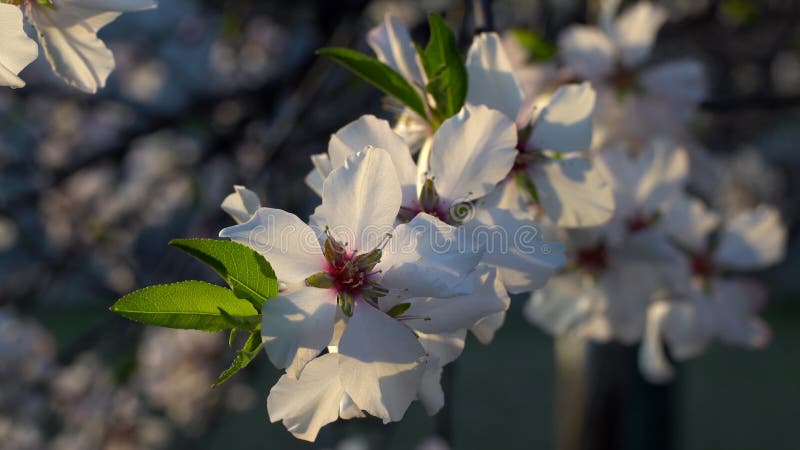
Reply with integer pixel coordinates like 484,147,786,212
627,210,661,233
609,65,640,97
397,178,467,225
691,252,714,279
305,233,389,316
577,241,608,273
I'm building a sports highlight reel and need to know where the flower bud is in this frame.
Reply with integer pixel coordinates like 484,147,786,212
337,292,355,316
353,247,382,273
419,178,440,212
305,272,335,289
323,234,347,267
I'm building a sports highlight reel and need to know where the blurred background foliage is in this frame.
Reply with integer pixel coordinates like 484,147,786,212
0,0,798,449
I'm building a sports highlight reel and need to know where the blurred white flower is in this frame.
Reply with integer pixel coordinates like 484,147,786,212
641,199,787,382
557,1,706,144
716,148,785,215
526,140,690,344
2,0,157,92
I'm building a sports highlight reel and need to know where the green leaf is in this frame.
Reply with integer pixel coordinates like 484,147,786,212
214,331,264,387
110,281,260,332
509,29,556,62
170,239,278,309
317,47,429,121
421,13,468,121
218,306,261,332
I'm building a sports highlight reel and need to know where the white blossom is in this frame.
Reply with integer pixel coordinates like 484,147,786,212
306,108,565,342
367,17,614,229
221,149,494,440
526,140,690,344
640,199,786,382
2,0,157,92
465,32,615,228
557,1,706,143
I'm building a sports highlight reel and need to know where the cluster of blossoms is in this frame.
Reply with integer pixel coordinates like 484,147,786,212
517,0,787,383
0,0,156,92
209,1,787,440
212,10,623,440
83,0,789,445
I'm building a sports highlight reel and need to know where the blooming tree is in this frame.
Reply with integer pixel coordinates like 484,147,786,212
92,1,790,445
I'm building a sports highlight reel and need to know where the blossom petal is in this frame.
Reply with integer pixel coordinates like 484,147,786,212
367,15,426,88
600,250,683,343
417,329,466,366
220,208,325,285
714,205,786,270
528,156,614,228
28,4,120,93
267,353,344,442
640,293,724,383
429,104,517,203
557,25,615,80
465,32,525,121
640,59,707,104
528,82,596,153
304,170,325,197
313,148,401,254
470,311,507,344
338,301,426,422
262,287,337,378
221,185,261,224
397,265,509,335
662,194,718,253
339,392,365,420
709,278,771,348
305,153,334,197
481,177,532,219
466,207,565,294
612,2,667,68
380,213,482,299
634,139,689,214
393,109,432,152
525,272,611,341
639,301,679,384
0,4,38,88
418,364,444,415
613,228,691,291
328,115,417,203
